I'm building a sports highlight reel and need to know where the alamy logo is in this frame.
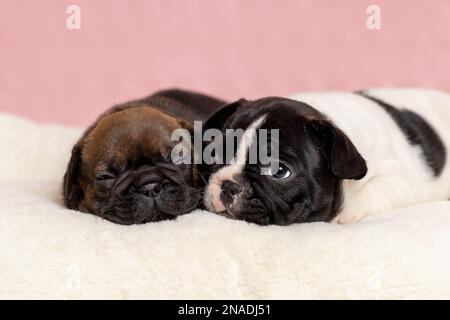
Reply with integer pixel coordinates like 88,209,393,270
66,5,81,30
171,121,280,175
366,5,381,30
66,265,81,291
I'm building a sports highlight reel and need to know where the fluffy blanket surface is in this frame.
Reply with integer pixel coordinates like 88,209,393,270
1,113,450,299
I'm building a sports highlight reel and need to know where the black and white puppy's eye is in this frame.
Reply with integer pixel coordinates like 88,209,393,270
271,163,291,179
96,173,116,181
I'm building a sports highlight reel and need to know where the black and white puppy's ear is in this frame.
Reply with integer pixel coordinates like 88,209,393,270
310,119,368,180
63,142,85,210
203,99,247,131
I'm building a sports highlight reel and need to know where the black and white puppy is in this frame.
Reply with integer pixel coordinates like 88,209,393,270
203,88,450,225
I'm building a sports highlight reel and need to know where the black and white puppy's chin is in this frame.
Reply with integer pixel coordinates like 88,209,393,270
206,178,272,225
203,97,367,226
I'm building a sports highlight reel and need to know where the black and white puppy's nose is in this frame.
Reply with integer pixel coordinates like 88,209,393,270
220,180,241,206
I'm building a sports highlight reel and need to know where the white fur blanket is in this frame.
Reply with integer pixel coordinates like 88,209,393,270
1,112,450,299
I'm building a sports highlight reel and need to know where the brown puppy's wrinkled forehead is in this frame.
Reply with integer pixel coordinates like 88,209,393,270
82,106,184,174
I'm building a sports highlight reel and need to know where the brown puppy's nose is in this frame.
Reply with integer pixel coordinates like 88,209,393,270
138,181,161,197
220,181,241,206
133,173,162,198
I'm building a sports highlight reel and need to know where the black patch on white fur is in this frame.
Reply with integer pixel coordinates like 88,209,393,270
356,91,446,177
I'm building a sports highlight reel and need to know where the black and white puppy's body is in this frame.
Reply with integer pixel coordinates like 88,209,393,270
204,88,450,225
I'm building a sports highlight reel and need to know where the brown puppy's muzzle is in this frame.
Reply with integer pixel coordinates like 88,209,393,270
100,166,160,225
112,166,161,199
102,164,200,225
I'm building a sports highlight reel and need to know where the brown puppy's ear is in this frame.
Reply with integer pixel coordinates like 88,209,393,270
203,99,247,131
310,119,367,180
63,143,85,210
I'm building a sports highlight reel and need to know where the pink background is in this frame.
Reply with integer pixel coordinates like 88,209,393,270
1,0,449,127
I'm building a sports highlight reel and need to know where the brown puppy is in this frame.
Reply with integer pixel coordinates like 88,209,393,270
63,89,226,225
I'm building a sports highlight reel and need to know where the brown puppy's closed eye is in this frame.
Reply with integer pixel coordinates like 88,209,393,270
63,89,226,225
